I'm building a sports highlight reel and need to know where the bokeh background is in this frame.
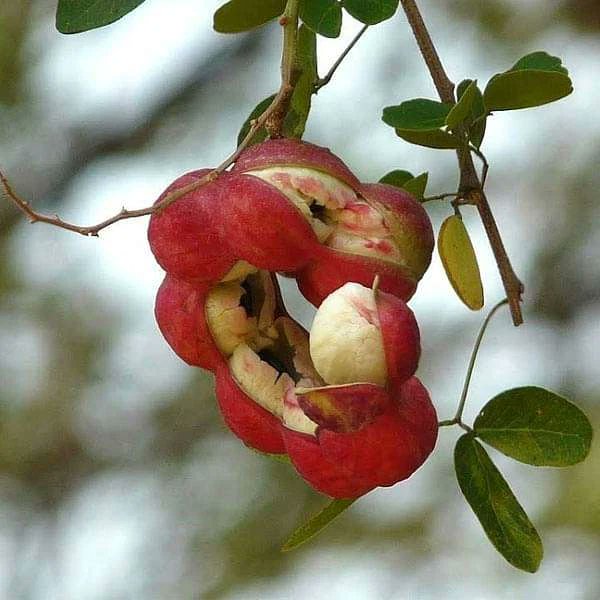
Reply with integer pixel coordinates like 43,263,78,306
0,1,599,598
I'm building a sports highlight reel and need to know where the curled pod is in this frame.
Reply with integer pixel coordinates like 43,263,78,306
283,377,438,498
148,170,236,282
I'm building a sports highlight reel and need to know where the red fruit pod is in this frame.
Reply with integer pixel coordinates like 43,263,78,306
148,170,235,282
376,288,421,390
212,173,321,272
214,364,286,455
361,183,435,284
296,248,417,307
283,377,438,498
296,182,434,307
154,275,224,371
392,376,438,458
296,383,391,433
232,138,362,190
212,313,323,455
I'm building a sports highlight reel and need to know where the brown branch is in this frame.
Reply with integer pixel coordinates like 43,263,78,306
400,0,524,326
1,0,302,238
265,0,301,137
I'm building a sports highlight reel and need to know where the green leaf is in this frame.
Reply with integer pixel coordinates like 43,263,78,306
383,99,452,130
282,498,356,551
453,79,488,147
438,215,484,310
214,0,286,33
474,387,593,467
395,128,461,149
483,52,573,111
342,0,399,25
402,172,428,199
237,94,274,147
56,0,146,33
446,80,478,129
470,115,487,149
378,170,428,199
300,0,343,38
455,434,543,573
456,78,472,100
379,170,414,188
511,51,569,75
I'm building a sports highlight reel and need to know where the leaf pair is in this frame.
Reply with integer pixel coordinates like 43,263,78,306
456,386,592,572
213,0,400,38
382,99,462,149
301,0,399,38
381,52,573,151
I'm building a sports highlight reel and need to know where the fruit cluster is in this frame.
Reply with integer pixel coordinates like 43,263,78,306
148,139,438,498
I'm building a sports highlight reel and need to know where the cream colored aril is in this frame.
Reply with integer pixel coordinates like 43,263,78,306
309,282,388,387
229,343,292,419
246,166,356,243
205,269,276,356
247,167,406,269
229,317,321,435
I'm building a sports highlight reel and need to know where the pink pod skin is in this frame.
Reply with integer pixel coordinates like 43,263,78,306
154,275,225,371
213,173,322,272
232,138,362,191
214,365,287,455
148,169,236,282
283,377,438,499
361,183,435,283
296,248,418,307
296,383,392,433
376,289,421,390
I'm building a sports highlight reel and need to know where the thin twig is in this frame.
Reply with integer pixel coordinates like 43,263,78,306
453,298,508,423
469,144,489,188
315,24,369,92
421,192,459,203
399,0,524,326
1,0,302,237
438,298,509,429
